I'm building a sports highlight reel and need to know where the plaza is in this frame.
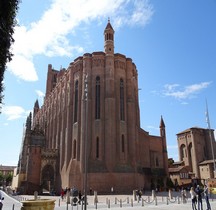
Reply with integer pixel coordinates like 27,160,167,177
1,190,216,210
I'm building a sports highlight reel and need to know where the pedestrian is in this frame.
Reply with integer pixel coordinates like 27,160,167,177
195,185,203,210
0,191,4,210
190,187,197,210
204,185,211,210
181,188,187,203
78,191,82,204
60,188,64,200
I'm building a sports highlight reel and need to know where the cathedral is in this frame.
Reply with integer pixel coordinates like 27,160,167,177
16,21,168,194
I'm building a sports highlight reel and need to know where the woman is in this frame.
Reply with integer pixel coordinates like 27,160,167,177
190,187,197,210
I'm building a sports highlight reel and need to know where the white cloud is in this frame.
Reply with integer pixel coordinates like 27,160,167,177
36,90,45,98
163,81,212,100
2,106,29,120
7,55,38,81
8,0,153,81
35,90,45,105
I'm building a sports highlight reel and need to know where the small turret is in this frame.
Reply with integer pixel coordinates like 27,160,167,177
25,112,32,131
159,115,168,176
160,115,165,137
34,99,39,117
104,18,115,55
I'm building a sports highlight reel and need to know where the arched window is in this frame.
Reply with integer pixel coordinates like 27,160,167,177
73,140,76,159
180,144,186,159
96,137,99,159
74,80,78,123
121,135,125,153
120,79,125,121
95,76,100,119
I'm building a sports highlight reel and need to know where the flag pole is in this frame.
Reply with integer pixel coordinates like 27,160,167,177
205,99,216,178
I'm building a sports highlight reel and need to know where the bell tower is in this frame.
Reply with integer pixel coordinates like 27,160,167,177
104,18,114,55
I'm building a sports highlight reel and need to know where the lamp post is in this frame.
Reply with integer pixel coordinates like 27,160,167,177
205,100,216,178
84,74,88,210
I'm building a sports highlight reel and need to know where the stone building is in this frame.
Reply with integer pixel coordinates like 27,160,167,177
176,127,216,182
17,21,168,194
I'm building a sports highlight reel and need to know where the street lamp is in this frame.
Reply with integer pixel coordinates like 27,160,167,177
84,74,88,210
205,100,216,177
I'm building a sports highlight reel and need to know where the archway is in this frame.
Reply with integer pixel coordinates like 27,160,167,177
41,164,54,193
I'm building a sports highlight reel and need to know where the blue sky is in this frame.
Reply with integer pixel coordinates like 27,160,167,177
1,0,216,165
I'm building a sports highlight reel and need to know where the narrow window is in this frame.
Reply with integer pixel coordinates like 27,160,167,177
96,137,99,158
156,157,159,167
73,140,76,159
121,135,125,153
74,80,78,123
95,76,100,119
120,79,125,121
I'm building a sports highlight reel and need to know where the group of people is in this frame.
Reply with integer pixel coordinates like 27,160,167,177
60,187,84,205
190,185,211,210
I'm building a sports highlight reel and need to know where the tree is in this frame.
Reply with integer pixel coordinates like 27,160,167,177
0,0,20,112
0,172,3,186
5,173,13,186
168,158,174,167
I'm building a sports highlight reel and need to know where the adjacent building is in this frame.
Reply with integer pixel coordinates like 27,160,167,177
16,21,169,194
169,127,216,187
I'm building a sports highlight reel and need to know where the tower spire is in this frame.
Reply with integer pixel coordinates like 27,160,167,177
104,19,114,55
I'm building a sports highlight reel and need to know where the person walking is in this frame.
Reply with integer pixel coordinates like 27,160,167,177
195,185,203,210
0,191,4,210
190,187,197,210
204,185,211,210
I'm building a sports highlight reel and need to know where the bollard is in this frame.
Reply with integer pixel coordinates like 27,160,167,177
133,190,137,201
166,197,169,205
59,198,60,206
152,190,156,200
127,197,129,204
141,198,144,206
94,191,98,204
131,198,133,207
168,189,172,199
12,204,15,210
178,196,180,204
34,191,38,200
155,196,157,206
108,199,110,208
115,197,117,204
106,198,108,204
120,199,122,208
66,191,70,204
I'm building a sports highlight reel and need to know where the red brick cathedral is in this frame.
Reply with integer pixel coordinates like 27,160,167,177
17,21,168,194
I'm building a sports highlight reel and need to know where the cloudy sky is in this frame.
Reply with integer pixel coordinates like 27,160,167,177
1,0,216,165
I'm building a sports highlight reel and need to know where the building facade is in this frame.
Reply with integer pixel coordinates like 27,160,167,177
17,21,168,194
177,127,216,181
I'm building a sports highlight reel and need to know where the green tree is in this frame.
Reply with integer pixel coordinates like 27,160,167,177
166,177,174,190
5,173,13,185
0,0,20,112
0,172,3,186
